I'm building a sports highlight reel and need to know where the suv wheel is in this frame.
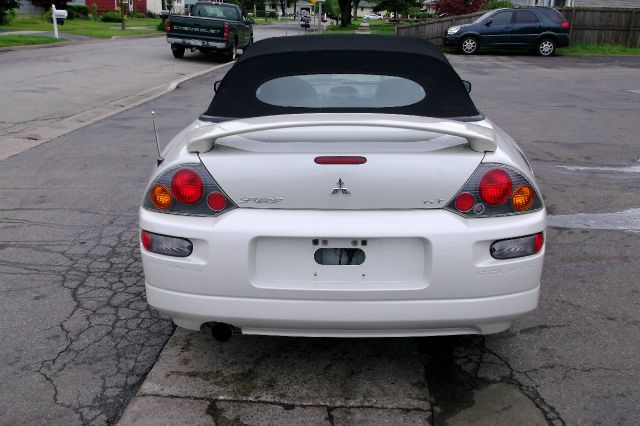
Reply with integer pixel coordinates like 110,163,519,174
537,38,556,57
171,45,185,59
460,37,478,55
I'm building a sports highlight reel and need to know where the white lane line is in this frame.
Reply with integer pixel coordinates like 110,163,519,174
548,208,640,232
556,165,640,173
626,89,640,95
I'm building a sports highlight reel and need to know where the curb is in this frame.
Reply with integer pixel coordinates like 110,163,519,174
0,61,232,161
0,31,164,52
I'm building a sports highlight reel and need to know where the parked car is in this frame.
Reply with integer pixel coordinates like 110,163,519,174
140,35,545,341
444,7,570,56
363,12,383,20
165,1,253,60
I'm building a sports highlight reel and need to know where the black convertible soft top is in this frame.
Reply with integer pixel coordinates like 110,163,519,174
204,35,480,120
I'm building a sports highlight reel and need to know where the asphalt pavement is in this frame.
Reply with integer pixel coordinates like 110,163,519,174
0,34,639,425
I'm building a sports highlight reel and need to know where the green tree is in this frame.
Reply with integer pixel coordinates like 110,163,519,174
30,0,68,10
374,0,420,19
0,0,18,25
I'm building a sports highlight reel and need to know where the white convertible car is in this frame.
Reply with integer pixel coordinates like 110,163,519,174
140,35,545,341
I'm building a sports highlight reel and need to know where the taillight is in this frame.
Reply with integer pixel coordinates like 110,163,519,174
490,232,544,259
142,163,236,216
165,18,171,33
446,163,543,217
141,230,193,257
479,169,512,205
171,168,203,204
223,21,230,39
207,192,227,211
561,21,569,29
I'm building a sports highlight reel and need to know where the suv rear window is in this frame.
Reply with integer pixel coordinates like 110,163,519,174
537,8,565,24
256,74,426,108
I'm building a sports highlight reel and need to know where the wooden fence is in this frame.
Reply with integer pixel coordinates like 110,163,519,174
396,7,640,48
395,12,485,46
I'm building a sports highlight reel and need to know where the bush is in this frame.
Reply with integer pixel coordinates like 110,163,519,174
267,11,276,18
100,11,122,22
129,11,146,18
0,0,19,25
484,0,513,9
156,20,166,31
67,4,89,17
146,10,156,18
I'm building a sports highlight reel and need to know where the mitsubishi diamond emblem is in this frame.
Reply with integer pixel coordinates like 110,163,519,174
331,178,350,196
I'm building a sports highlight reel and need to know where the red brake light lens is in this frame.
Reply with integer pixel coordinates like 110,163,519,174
165,18,171,33
207,192,227,211
534,232,544,253
141,230,150,250
314,156,367,165
223,21,230,38
479,169,512,206
454,192,474,212
171,168,204,204
561,21,569,29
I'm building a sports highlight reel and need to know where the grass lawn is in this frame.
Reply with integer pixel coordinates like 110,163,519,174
557,43,640,56
367,20,395,35
0,34,67,47
0,16,162,39
320,18,362,34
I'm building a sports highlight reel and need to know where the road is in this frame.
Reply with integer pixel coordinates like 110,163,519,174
0,21,297,160
1,35,639,424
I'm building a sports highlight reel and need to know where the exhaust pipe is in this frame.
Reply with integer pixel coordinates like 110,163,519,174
210,322,234,342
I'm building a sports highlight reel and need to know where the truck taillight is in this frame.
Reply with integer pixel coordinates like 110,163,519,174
165,18,171,33
223,21,230,38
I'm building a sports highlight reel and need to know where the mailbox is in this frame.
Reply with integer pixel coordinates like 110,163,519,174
50,9,68,25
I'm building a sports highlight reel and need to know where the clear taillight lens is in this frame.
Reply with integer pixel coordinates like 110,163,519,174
446,163,543,218
490,232,544,259
142,163,236,216
141,230,193,257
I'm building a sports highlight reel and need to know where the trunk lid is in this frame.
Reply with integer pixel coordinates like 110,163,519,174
198,126,486,210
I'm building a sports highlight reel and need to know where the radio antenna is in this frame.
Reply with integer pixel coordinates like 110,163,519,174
152,111,164,166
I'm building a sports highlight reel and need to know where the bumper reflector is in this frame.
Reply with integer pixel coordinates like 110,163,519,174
490,232,544,260
141,230,193,257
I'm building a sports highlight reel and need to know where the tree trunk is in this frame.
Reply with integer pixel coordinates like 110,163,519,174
352,0,360,19
338,0,351,26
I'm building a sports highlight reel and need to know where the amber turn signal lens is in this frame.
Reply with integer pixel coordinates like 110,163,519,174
511,185,535,211
150,184,172,210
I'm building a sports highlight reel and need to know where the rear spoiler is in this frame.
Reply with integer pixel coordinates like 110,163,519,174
187,114,497,153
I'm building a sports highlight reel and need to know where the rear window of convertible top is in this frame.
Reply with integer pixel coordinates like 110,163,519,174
256,74,426,109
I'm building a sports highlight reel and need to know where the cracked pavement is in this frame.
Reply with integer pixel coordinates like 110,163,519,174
1,48,639,425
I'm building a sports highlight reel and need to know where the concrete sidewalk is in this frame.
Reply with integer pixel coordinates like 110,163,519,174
356,22,371,34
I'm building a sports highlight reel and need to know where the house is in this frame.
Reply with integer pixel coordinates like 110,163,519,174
513,0,640,7
83,0,163,14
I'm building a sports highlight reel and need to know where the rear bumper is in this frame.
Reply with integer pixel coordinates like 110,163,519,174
147,283,540,337
556,34,570,47
167,36,228,49
140,207,545,337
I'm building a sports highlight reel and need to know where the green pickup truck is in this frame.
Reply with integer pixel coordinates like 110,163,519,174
165,2,253,60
